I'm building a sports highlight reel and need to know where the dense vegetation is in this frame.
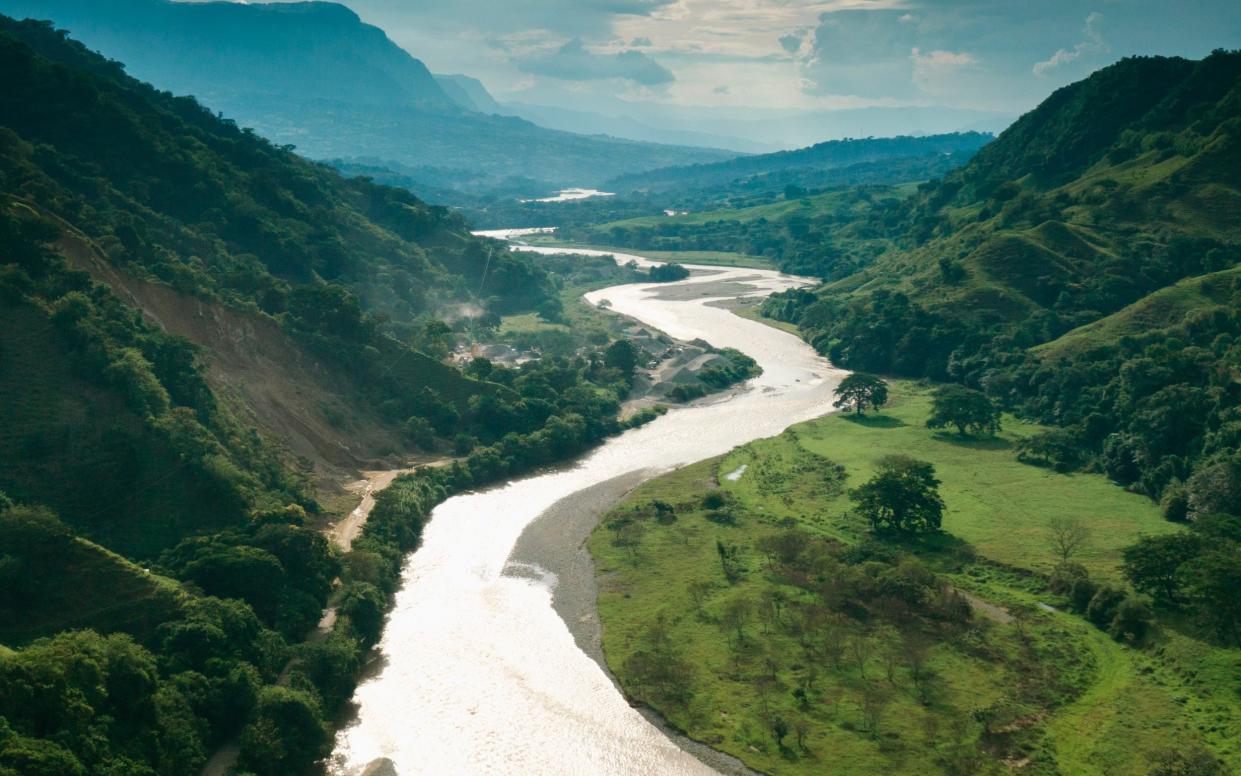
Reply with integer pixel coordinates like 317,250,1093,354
563,187,906,280
591,382,1238,774
763,51,1241,507
0,16,701,774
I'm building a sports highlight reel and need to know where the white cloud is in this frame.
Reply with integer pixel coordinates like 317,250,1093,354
1033,11,1106,77
911,47,979,93
518,38,676,85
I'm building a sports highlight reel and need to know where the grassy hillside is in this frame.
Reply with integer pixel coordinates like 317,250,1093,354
763,51,1241,502
590,381,1239,775
1033,263,1241,360
716,383,1171,578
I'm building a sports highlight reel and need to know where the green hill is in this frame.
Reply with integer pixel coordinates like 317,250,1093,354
606,133,990,194
767,51,1241,502
0,15,681,775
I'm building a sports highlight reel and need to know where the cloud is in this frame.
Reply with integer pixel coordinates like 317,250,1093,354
801,8,917,97
713,84,731,94
518,38,676,85
911,47,979,92
1034,12,1106,77
630,36,653,46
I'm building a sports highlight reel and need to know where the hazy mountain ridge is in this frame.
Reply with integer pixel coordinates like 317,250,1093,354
0,0,737,193
0,0,456,108
608,132,994,193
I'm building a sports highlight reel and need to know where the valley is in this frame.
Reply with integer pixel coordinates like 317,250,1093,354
0,5,1239,776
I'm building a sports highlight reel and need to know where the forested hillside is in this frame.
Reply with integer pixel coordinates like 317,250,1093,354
607,132,991,194
0,17,669,773
766,51,1241,506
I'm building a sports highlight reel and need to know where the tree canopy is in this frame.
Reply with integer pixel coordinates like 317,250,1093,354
926,386,1000,437
850,455,945,534
832,373,889,415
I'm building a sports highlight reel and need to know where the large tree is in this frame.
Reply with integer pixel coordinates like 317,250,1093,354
926,385,1001,437
1122,533,1202,606
833,373,889,415
851,455,945,534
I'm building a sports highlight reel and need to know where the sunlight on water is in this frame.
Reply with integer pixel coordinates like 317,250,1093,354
330,248,845,775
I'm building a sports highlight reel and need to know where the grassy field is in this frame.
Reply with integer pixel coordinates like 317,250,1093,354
720,383,1174,579
589,380,1240,775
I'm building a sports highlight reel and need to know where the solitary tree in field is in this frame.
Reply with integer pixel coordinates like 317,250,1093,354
851,455,945,534
833,373,889,415
1047,516,1091,564
927,385,1000,436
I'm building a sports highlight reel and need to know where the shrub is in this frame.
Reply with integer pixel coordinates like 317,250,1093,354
1086,585,1127,627
1049,562,1089,595
1108,596,1155,643
1069,576,1098,613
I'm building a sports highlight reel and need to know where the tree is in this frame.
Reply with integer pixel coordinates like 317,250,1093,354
1108,596,1155,643
720,595,753,648
832,373,889,415
926,385,1000,436
604,339,640,375
1122,534,1202,606
237,687,329,776
1185,454,1241,521
1047,516,1091,564
1184,547,1241,645
851,455,945,534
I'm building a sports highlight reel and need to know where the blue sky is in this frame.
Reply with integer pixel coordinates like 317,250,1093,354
329,0,1240,116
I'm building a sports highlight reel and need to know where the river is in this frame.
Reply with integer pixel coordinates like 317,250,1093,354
329,243,844,775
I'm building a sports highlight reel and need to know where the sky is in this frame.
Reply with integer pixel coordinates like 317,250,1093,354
201,0,1240,144
328,1,1239,112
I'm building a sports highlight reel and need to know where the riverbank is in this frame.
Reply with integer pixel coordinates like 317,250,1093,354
587,380,1241,775
509,468,762,776
331,244,843,774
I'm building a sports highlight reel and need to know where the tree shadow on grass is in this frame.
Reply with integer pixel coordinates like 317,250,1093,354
930,431,1013,451
840,413,906,429
885,529,976,561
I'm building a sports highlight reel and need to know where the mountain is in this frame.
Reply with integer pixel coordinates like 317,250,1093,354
768,51,1241,502
0,16,678,774
435,73,508,115
608,132,994,193
0,0,736,193
0,0,456,108
0,13,561,554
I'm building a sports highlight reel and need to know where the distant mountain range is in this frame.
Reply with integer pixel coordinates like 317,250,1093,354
607,132,995,194
0,0,736,194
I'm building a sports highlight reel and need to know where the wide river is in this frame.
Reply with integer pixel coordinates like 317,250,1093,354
330,241,844,775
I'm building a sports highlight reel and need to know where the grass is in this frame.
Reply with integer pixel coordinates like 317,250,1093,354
1033,264,1241,360
589,379,1239,774
0,537,186,647
723,382,1172,579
